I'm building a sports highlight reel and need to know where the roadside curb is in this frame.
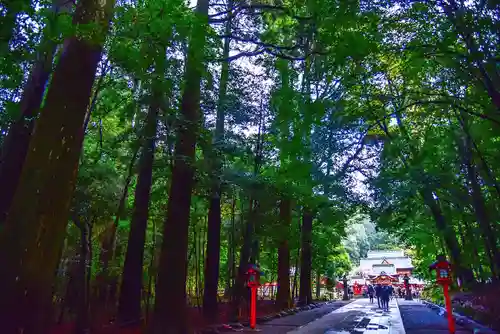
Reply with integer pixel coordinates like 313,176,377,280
392,298,407,334
420,299,496,334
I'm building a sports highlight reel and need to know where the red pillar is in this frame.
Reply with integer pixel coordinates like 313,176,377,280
250,286,257,329
442,284,456,334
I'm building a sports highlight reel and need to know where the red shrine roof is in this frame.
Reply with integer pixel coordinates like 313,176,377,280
370,273,399,284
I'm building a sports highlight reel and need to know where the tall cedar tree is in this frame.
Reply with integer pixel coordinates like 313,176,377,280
0,0,72,224
117,64,161,324
151,0,209,331
203,0,231,321
299,209,313,305
277,198,291,309
0,0,114,331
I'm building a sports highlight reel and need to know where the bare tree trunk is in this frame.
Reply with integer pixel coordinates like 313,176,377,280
117,77,160,324
270,249,276,301
463,219,485,280
151,0,209,330
203,0,232,322
385,108,475,286
0,0,73,225
277,199,291,310
230,198,254,320
230,114,265,319
225,195,236,296
291,246,300,302
421,190,475,284
299,209,313,305
75,218,91,334
459,132,500,277
196,224,201,309
144,218,157,323
200,217,207,306
0,0,115,330
98,146,139,305
315,270,321,300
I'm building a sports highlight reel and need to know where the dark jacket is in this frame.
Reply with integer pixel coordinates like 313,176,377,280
380,286,391,299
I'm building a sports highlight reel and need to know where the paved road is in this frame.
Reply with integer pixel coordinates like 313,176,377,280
286,298,405,334
253,298,404,334
254,301,352,334
398,299,495,334
249,298,498,334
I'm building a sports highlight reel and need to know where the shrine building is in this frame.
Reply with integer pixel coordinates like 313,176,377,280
360,250,413,277
348,250,425,290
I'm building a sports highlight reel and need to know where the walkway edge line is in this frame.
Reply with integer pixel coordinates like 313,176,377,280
391,298,407,334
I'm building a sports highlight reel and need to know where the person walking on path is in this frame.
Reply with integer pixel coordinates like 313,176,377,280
375,284,382,308
380,285,390,311
367,285,375,303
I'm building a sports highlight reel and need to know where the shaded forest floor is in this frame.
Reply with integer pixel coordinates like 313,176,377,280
49,300,298,333
452,282,500,331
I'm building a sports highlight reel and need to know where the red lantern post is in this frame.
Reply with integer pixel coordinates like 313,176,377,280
246,264,261,331
429,255,455,334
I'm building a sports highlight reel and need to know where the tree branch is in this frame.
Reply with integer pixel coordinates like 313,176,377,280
209,4,313,23
209,48,265,62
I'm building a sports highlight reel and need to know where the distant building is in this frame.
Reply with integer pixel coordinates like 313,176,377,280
360,250,413,277
349,249,425,288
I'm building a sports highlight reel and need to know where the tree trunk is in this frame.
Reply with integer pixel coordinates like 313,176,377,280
250,202,261,266
0,0,72,225
98,146,139,304
151,0,209,331
315,270,321,300
291,243,300,301
225,195,236,296
463,219,484,280
196,224,202,308
202,4,231,319
230,107,265,319
461,136,500,277
200,219,207,304
421,189,475,285
75,220,91,334
277,199,291,310
250,202,262,265
459,114,500,199
0,0,114,330
389,105,475,285
97,79,140,300
299,209,313,305
270,251,276,300
144,219,158,323
117,81,160,325
203,194,223,320
230,198,255,321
